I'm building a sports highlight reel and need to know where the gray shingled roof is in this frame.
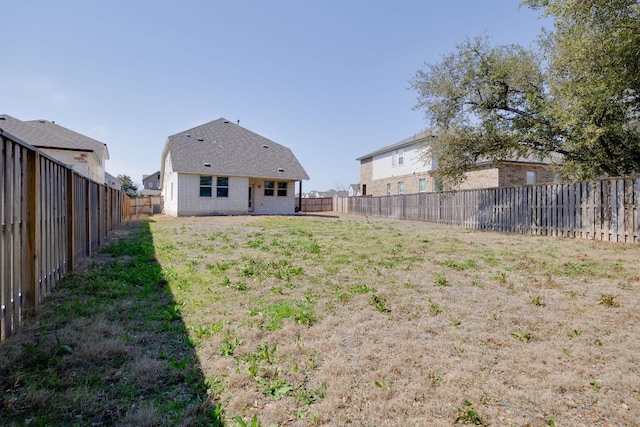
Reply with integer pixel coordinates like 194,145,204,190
26,119,109,159
162,118,309,180
356,129,435,160
0,114,108,158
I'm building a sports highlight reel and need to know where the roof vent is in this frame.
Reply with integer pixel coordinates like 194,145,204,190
204,162,211,167
186,133,191,137
278,167,284,172
197,137,204,141
262,144,269,148
224,120,229,123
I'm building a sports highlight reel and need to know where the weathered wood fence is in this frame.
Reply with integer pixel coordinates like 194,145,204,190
1,129,129,340
130,196,163,215
298,197,334,212
340,177,640,243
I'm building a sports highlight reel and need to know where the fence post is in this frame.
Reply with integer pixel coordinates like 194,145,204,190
25,149,40,316
636,177,640,243
66,169,75,271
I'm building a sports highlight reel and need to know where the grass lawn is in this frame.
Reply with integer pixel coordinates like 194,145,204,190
1,213,639,426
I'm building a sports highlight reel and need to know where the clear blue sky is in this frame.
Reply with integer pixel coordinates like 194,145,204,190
1,1,548,192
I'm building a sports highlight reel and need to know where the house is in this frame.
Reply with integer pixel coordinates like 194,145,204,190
348,184,360,197
357,130,555,196
105,172,121,190
141,171,162,196
0,114,109,183
160,118,309,216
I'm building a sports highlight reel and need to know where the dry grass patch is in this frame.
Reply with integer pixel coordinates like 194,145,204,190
2,213,639,426
145,214,640,426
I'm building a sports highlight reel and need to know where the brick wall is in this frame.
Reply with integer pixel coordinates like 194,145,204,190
359,160,556,196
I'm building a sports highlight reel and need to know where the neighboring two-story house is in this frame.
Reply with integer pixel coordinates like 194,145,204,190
357,130,555,196
141,171,162,196
160,118,309,216
0,114,110,183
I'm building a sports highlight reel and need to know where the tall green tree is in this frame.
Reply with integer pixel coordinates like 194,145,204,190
410,0,640,187
117,174,138,197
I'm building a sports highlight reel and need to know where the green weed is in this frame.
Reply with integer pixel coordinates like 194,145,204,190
252,301,316,330
370,294,391,313
257,377,293,400
454,399,484,425
374,380,390,391
234,414,264,427
597,293,620,307
435,273,450,286
567,329,582,338
510,330,534,342
530,295,545,307
429,300,443,316
219,332,243,356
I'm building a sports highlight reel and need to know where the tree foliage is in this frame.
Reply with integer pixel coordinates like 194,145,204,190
117,174,138,197
410,0,640,186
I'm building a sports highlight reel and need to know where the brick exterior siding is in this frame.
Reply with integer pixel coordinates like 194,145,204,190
360,161,555,196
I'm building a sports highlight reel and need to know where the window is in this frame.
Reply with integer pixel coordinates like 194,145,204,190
217,177,229,197
391,149,404,166
148,182,154,189
419,178,426,193
171,182,174,201
526,171,537,185
200,176,212,197
264,181,275,196
362,184,367,196
277,182,287,197
386,183,391,196
398,181,404,194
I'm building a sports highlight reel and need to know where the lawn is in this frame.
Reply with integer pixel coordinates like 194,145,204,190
1,213,639,426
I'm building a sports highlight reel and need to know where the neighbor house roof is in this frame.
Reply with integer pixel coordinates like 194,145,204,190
356,129,435,160
357,127,559,166
143,171,160,182
26,119,109,159
0,114,109,160
162,118,309,181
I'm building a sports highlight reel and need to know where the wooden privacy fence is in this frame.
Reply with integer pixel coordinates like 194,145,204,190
342,177,640,243
297,197,334,212
1,129,129,340
130,196,163,215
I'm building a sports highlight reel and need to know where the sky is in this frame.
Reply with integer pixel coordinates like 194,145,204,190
1,1,550,192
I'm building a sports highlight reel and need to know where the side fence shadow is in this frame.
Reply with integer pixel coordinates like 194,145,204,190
0,218,222,426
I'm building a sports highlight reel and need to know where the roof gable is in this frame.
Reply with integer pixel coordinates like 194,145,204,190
163,118,309,180
0,114,108,158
